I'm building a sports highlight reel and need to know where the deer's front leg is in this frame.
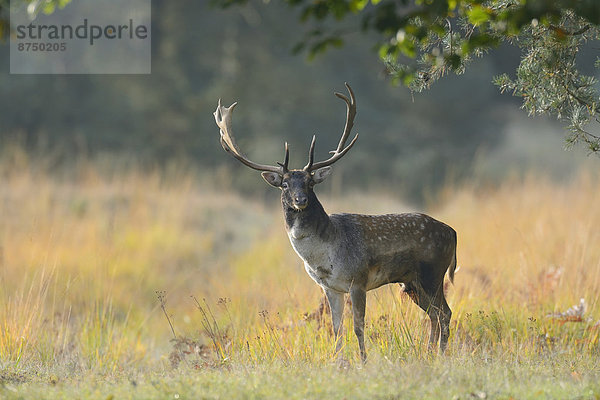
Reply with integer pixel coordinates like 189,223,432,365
350,286,367,363
324,288,345,357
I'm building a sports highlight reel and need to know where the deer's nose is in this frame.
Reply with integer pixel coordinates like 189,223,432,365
294,195,308,209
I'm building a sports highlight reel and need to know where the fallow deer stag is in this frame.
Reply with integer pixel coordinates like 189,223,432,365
214,83,457,361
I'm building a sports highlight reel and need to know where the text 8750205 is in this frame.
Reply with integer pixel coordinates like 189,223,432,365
17,42,67,52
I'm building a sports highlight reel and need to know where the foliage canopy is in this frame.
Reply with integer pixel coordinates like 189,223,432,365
215,0,600,154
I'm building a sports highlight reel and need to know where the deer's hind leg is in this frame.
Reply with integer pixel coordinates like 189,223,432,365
437,295,452,352
403,281,439,349
403,274,451,352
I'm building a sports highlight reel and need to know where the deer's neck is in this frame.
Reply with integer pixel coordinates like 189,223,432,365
282,192,334,242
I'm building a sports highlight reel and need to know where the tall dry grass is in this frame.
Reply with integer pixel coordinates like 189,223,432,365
0,148,598,378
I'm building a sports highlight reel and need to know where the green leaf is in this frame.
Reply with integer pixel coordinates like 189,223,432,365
43,2,56,14
445,53,462,70
467,5,490,25
378,43,399,60
461,33,499,54
414,26,428,41
398,39,416,58
350,0,369,12
401,72,415,86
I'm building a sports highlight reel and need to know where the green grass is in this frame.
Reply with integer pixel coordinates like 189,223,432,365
1,152,599,399
2,354,599,399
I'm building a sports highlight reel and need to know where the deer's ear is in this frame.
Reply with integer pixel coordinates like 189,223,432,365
312,166,332,184
261,171,283,187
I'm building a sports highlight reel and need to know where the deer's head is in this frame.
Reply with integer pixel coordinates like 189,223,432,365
214,83,358,211
262,167,332,211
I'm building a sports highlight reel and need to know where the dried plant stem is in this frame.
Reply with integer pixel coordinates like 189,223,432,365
157,291,177,339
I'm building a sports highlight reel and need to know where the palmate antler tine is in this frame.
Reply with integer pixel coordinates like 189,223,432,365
214,100,283,174
306,83,359,171
215,100,240,152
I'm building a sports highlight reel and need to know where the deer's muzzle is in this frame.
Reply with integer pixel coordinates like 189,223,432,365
293,195,308,210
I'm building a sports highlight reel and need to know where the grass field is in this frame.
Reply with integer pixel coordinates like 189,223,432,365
1,150,599,399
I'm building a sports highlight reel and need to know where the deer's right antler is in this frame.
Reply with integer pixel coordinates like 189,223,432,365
304,83,359,171
214,100,288,174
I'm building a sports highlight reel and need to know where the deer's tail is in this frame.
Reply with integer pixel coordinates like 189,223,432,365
448,230,457,284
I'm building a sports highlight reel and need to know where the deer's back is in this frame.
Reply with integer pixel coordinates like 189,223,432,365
335,212,454,251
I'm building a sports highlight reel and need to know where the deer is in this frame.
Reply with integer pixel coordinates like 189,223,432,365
214,83,457,362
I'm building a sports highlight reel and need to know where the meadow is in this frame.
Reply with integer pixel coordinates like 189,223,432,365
1,148,599,399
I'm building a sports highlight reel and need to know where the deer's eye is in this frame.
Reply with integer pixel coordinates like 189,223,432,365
281,182,289,189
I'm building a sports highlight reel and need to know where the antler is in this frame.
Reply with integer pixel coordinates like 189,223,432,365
214,100,288,173
304,82,359,171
